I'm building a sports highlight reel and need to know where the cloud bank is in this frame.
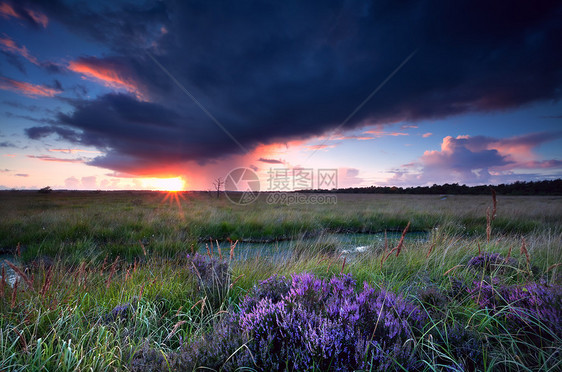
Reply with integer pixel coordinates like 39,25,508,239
12,0,562,177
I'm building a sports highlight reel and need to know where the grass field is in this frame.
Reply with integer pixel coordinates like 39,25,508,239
0,191,561,371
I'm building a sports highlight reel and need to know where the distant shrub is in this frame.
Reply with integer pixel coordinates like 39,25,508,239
38,186,52,194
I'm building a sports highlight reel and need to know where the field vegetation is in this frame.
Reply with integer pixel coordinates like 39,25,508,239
0,191,560,371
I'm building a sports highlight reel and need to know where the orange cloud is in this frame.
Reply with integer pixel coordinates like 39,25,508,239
0,35,39,64
68,60,142,98
0,2,18,19
422,132,433,138
0,2,48,28
0,76,60,97
27,155,83,163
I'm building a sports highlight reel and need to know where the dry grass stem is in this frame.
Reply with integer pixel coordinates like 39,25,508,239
11,279,18,308
426,243,435,259
139,240,147,257
230,274,244,288
444,265,464,276
520,237,530,267
5,261,33,289
0,264,5,298
217,239,222,259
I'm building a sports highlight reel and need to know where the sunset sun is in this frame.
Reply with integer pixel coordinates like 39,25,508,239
142,177,185,192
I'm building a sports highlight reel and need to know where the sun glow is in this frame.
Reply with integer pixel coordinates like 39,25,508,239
142,177,186,191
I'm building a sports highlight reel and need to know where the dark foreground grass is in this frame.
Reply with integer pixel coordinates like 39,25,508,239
0,192,561,371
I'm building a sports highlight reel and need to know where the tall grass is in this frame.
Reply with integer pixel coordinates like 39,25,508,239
0,191,560,370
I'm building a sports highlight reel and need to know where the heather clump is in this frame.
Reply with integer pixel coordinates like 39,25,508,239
425,324,484,371
239,274,290,312
416,285,448,311
469,280,562,342
167,315,252,371
186,253,230,289
467,252,504,270
166,273,427,371
237,273,426,371
105,302,134,323
447,325,483,368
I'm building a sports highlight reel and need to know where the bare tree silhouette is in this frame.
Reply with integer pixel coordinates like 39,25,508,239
213,177,223,199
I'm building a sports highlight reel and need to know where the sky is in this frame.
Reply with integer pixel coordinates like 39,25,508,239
0,0,561,191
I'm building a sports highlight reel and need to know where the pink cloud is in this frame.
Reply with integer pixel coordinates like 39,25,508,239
0,35,38,65
0,2,48,28
514,160,562,169
0,2,18,19
422,132,433,138
0,77,61,97
386,132,562,185
105,171,138,178
27,155,83,163
336,167,365,188
364,129,409,137
27,9,48,28
401,162,417,168
49,148,102,154
64,176,79,189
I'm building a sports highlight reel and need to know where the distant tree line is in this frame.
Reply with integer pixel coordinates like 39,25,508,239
302,179,562,195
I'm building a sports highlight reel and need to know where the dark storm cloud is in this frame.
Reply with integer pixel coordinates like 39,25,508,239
20,0,562,174
25,125,80,142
